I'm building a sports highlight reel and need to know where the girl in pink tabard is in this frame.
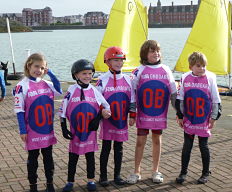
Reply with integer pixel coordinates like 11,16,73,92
96,47,136,186
59,59,110,192
13,53,62,192
126,40,177,184
175,52,221,184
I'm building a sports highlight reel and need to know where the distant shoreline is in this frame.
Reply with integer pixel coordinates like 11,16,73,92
32,23,193,31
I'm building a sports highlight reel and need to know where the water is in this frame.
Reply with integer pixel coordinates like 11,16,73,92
0,28,229,85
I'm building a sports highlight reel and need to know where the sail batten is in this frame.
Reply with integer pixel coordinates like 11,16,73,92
175,0,231,76
94,0,148,72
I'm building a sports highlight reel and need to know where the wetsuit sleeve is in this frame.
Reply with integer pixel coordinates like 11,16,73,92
0,71,6,98
47,69,62,94
16,112,27,134
170,92,177,109
175,99,184,119
211,103,222,120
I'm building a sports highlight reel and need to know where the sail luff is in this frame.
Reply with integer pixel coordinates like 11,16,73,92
175,0,231,76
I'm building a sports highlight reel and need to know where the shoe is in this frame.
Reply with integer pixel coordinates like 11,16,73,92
176,173,187,184
29,184,38,192
99,178,109,187
197,172,211,184
87,181,96,191
5,82,11,86
152,172,163,183
114,176,126,185
62,183,73,192
45,183,55,192
126,173,141,184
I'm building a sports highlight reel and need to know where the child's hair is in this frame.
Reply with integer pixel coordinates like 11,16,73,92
140,40,161,64
188,52,207,67
24,53,47,77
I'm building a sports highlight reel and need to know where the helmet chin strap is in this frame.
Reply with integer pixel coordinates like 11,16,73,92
76,78,89,101
108,65,121,88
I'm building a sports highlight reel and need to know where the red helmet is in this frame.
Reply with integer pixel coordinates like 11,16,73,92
104,46,126,63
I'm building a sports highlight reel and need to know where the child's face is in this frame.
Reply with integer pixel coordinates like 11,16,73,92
190,62,206,76
75,70,93,84
147,48,161,63
108,58,124,71
28,60,47,78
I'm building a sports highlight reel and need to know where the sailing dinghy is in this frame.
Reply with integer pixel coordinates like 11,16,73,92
174,0,232,96
94,0,148,74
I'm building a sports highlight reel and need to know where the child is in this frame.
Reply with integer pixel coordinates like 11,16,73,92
59,59,111,192
96,46,136,186
126,40,177,184
0,68,6,102
13,53,62,192
175,52,221,184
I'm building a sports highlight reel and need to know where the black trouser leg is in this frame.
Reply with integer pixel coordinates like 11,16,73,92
27,149,40,184
113,141,123,179
198,136,210,175
100,140,112,180
67,152,79,182
85,152,95,179
181,132,194,175
41,146,54,183
4,68,8,82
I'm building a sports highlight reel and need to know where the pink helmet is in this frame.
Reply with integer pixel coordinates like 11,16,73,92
104,46,126,63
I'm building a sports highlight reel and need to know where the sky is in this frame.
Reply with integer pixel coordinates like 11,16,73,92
1,0,199,17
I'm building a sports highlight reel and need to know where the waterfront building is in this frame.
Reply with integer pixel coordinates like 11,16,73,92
0,13,22,23
84,11,108,26
22,7,52,26
148,0,200,25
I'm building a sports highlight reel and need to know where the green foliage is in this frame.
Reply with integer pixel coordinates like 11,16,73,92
0,18,32,32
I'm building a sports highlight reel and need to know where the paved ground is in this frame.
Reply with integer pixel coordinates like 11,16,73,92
0,80,232,192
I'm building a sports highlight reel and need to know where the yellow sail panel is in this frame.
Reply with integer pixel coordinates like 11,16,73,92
94,0,148,72
175,0,231,75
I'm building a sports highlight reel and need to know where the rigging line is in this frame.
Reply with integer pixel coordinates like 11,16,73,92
133,0,148,39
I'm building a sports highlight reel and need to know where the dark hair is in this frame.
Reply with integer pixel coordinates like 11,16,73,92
140,40,161,65
24,53,47,77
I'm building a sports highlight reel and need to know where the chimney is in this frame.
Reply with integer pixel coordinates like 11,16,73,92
172,2,174,6
191,1,193,5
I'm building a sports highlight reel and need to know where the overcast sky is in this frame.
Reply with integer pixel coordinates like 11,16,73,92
1,0,199,17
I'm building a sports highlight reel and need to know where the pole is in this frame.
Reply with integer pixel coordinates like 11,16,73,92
6,17,16,75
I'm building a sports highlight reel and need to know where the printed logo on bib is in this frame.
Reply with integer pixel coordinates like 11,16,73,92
138,80,169,116
29,95,54,134
184,89,210,124
107,92,130,129
71,103,97,141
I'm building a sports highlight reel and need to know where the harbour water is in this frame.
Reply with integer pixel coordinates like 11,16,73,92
0,28,230,85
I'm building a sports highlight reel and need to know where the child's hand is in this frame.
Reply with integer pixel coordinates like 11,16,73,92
209,118,216,129
129,118,135,126
44,67,49,75
20,134,27,142
176,117,184,128
102,109,111,119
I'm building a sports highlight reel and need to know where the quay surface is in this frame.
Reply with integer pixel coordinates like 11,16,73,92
0,80,232,192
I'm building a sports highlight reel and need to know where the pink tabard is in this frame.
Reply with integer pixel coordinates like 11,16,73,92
136,66,171,130
100,77,131,142
66,88,100,155
24,80,57,150
182,74,212,137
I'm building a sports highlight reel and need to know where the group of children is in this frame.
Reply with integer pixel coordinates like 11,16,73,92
12,40,221,192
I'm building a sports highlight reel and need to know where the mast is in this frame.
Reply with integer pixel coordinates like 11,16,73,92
6,17,16,75
228,0,231,89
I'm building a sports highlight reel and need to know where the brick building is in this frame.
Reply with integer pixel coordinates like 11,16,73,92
148,0,200,25
22,7,52,26
84,11,108,26
0,13,22,23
